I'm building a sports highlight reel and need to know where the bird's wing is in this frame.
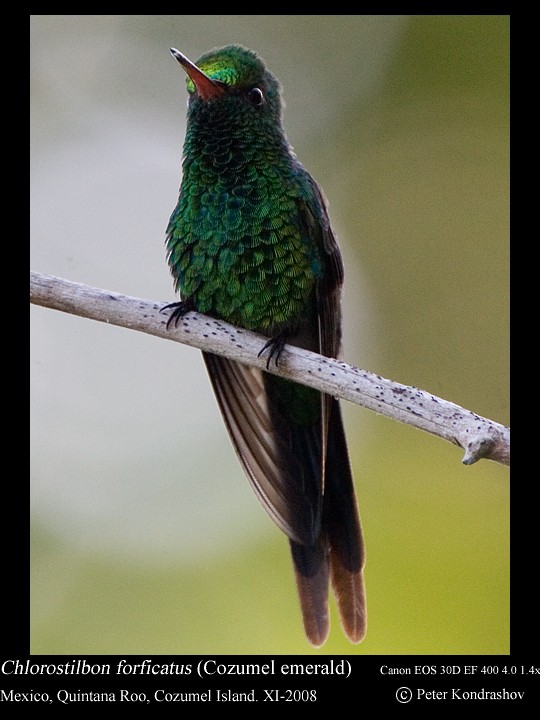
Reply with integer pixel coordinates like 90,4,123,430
201,174,345,549
202,352,322,546
300,172,345,362
296,173,367,645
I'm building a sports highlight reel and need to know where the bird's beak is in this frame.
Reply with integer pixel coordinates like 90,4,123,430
170,48,226,101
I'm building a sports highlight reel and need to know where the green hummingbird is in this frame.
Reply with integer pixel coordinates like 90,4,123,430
164,45,366,647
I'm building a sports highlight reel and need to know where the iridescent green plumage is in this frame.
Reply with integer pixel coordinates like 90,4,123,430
165,45,366,646
167,46,322,332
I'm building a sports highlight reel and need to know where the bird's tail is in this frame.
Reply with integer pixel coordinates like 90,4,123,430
290,398,366,646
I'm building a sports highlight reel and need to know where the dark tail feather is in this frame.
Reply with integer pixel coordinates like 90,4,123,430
290,399,366,646
290,538,330,647
324,399,367,643
329,545,367,643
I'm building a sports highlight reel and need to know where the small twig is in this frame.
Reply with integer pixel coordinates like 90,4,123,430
30,271,510,467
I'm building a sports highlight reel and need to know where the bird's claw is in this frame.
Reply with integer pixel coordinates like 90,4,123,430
258,333,287,370
161,300,193,329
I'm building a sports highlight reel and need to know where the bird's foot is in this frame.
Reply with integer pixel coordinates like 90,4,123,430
258,332,288,370
160,299,194,329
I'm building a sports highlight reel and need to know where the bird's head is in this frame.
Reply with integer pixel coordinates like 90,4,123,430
170,45,283,128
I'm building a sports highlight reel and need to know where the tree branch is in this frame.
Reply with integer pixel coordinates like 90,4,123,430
30,271,510,467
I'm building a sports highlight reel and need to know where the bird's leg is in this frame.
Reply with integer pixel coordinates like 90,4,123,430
160,298,194,330
258,332,288,370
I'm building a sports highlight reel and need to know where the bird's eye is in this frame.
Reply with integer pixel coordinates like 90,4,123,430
247,87,265,107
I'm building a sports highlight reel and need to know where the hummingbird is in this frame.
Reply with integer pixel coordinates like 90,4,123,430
164,45,366,647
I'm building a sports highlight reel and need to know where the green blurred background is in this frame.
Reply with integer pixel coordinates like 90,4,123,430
30,15,509,655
